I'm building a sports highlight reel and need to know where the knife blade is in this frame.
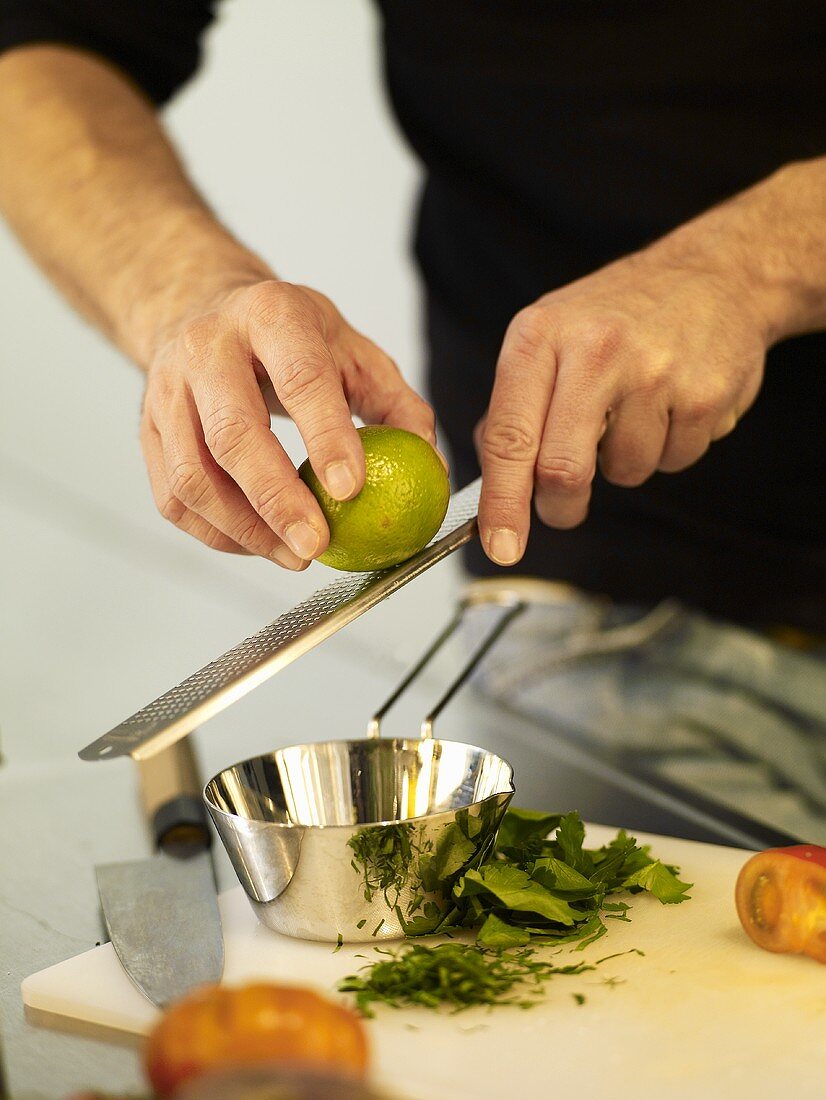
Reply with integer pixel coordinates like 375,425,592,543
97,741,224,1007
79,477,481,763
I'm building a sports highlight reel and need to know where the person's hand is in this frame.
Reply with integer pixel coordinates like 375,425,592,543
476,246,772,566
141,281,436,568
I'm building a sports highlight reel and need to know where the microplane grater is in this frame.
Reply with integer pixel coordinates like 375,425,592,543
79,479,482,763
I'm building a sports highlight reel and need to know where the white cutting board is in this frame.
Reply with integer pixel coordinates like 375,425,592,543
22,827,825,1100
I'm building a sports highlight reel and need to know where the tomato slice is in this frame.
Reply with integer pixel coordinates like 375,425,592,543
735,846,826,964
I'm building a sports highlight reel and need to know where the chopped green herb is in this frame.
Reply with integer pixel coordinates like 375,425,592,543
347,823,418,907
356,919,367,930
572,993,586,1006
338,942,596,1017
334,933,343,953
595,949,646,964
338,807,690,1015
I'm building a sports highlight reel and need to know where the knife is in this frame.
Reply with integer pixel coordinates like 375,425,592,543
79,478,482,763
96,739,224,1007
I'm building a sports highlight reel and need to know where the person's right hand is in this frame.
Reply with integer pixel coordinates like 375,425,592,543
140,281,436,568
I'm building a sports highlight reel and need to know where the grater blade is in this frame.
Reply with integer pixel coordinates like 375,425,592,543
79,479,482,763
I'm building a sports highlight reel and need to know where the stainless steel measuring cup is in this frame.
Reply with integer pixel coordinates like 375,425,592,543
203,588,524,942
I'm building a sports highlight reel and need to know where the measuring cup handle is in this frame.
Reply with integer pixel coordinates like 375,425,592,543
367,583,527,740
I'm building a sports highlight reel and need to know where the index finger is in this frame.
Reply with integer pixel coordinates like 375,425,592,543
248,300,365,503
479,310,557,565
187,333,330,561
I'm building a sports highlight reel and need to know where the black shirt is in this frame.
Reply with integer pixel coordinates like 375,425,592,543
3,1,825,630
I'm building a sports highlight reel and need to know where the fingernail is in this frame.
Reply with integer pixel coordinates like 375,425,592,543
325,461,356,500
284,520,319,559
489,528,520,566
270,544,305,570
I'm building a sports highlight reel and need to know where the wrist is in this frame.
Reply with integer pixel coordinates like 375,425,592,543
647,160,826,346
113,208,274,366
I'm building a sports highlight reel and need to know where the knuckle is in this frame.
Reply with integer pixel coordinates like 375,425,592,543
181,316,219,364
602,459,651,488
399,390,436,431
250,479,295,525
157,489,187,525
627,366,668,403
373,349,402,379
535,454,593,495
482,419,537,465
306,418,352,454
145,373,173,411
673,394,721,427
229,515,265,549
169,460,211,508
203,406,253,464
200,526,236,553
482,489,525,522
508,306,551,356
245,280,288,326
275,353,329,404
578,319,627,364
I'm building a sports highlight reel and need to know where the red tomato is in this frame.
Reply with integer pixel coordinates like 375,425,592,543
776,844,826,870
144,984,369,1097
735,845,826,964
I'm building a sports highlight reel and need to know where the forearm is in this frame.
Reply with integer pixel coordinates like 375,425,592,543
0,44,272,366
647,156,826,346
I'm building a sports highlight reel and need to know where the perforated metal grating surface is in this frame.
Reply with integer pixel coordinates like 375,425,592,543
79,479,481,762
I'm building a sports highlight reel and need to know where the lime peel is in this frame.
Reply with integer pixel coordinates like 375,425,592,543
299,425,450,572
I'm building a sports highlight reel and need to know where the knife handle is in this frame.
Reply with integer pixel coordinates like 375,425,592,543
136,738,212,859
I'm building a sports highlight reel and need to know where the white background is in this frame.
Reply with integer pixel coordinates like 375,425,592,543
0,0,464,774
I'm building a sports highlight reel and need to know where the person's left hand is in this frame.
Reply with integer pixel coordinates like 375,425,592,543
475,246,772,566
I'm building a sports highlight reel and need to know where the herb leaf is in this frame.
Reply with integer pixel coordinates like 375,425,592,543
456,865,579,925
622,859,693,903
418,823,477,892
477,913,532,949
531,857,599,897
556,811,588,873
495,808,563,855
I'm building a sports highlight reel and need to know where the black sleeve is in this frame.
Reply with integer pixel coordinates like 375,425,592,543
0,0,219,105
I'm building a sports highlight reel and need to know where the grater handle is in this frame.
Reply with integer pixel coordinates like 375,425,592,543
367,585,526,741
79,479,482,763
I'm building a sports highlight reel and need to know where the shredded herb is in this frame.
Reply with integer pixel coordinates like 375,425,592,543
338,941,597,1017
334,933,343,953
347,823,418,907
572,993,586,1006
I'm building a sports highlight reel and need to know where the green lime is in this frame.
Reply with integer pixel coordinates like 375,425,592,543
299,425,450,571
